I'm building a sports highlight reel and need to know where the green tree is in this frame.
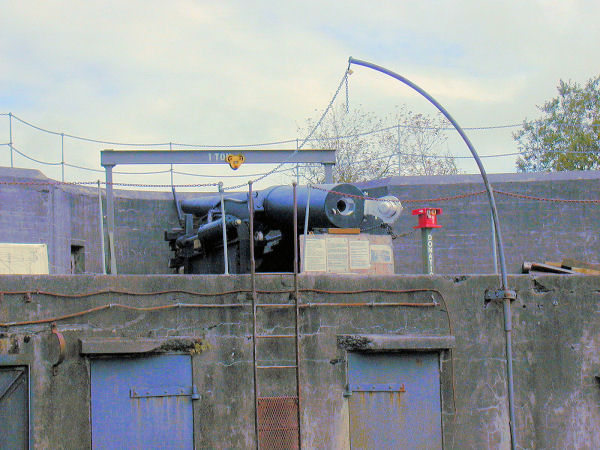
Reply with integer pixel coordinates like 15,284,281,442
515,75,600,172
296,105,458,184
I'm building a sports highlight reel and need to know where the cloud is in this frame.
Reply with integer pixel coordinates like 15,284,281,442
0,1,599,182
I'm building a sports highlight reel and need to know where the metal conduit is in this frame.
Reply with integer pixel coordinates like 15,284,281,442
348,57,517,449
248,181,260,450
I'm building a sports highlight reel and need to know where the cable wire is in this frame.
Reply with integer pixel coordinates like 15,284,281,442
11,145,62,166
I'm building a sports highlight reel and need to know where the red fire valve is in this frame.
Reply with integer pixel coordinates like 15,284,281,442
412,208,443,229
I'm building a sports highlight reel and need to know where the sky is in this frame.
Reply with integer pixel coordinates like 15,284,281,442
1,1,599,190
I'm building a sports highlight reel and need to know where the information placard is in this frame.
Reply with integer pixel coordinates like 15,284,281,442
370,244,393,264
326,237,349,272
304,238,327,272
0,243,49,274
349,240,370,270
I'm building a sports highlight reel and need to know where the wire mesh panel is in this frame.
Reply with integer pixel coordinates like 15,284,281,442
257,396,299,449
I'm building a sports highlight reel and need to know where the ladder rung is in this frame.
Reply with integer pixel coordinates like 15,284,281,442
256,365,297,369
256,334,296,339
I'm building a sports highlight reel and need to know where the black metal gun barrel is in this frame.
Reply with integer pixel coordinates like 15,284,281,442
181,192,246,217
261,183,365,229
176,216,241,248
180,183,365,229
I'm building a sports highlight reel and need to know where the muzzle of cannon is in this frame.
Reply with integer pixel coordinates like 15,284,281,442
166,183,402,274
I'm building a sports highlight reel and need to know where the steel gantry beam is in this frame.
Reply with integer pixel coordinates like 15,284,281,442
100,148,336,274
101,148,336,166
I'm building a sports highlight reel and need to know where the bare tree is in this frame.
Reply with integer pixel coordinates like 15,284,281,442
295,105,458,184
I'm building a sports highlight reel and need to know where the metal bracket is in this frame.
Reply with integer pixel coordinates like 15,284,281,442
347,383,406,393
484,289,517,302
130,385,200,400
50,322,66,374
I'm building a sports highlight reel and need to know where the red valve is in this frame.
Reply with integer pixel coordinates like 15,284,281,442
412,208,442,229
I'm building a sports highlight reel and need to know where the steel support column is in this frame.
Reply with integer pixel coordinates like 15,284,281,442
103,164,117,274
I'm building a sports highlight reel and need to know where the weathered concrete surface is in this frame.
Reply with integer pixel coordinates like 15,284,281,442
2,166,600,276
0,166,194,274
0,274,599,449
362,170,600,275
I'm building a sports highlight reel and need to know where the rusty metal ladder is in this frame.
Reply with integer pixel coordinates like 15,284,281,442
249,181,302,450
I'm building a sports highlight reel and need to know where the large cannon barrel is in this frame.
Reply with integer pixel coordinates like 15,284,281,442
181,192,246,217
176,215,241,248
261,183,365,229
167,183,402,274
180,184,366,229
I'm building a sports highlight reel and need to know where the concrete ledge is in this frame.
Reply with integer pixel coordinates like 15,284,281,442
337,334,455,351
79,337,203,355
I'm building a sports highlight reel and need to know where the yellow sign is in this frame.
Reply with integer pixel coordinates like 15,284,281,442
0,243,49,274
226,154,245,170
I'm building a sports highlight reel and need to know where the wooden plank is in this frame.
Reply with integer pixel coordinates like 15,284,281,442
327,228,360,235
544,261,562,268
543,261,600,274
522,261,576,274
561,258,600,271
567,266,600,275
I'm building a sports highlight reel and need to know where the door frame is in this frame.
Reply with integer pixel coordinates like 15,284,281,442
337,334,455,448
82,338,201,449
0,354,34,450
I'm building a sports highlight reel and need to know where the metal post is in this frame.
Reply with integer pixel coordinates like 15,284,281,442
324,163,334,183
97,181,107,275
61,133,65,182
491,210,498,274
104,165,117,274
169,142,174,186
296,138,300,185
302,185,311,273
421,228,434,275
348,57,517,449
292,182,302,449
219,182,229,275
397,124,402,176
8,112,13,168
248,181,259,450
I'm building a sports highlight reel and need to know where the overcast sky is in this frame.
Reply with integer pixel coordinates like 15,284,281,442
1,1,599,189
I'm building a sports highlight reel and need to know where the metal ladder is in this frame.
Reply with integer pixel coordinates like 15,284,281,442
249,181,302,450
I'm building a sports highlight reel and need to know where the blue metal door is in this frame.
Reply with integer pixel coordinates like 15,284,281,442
348,352,442,449
0,366,29,450
91,354,194,450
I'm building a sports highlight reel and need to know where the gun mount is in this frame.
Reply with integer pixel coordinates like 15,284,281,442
165,183,402,274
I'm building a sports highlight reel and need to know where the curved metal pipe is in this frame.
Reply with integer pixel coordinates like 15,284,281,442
349,57,508,288
348,57,516,448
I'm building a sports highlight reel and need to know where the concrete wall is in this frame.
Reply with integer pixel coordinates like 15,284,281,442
1,274,599,449
364,170,600,275
2,167,600,275
0,167,184,274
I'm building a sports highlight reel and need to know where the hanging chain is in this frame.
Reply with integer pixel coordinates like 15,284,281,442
359,222,417,240
345,71,349,113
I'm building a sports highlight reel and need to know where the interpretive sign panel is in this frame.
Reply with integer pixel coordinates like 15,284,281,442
300,234,393,275
0,243,49,274
326,238,349,272
349,240,370,270
304,238,327,272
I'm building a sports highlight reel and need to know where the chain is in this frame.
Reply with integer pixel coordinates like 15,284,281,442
0,180,219,188
359,222,417,240
345,69,350,113
493,189,600,204
389,227,418,239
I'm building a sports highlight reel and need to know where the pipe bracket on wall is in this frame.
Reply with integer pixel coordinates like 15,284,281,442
484,289,517,302
51,322,66,374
